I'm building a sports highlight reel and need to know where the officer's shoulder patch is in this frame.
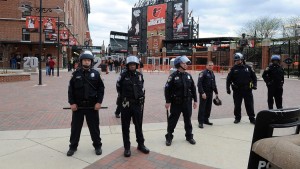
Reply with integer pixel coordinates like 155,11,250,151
199,72,203,78
265,67,269,71
167,75,172,82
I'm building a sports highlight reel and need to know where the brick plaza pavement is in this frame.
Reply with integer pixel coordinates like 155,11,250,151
0,70,299,131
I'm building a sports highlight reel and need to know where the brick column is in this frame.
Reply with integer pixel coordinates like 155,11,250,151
261,38,271,70
132,46,138,56
207,46,213,62
162,47,166,58
229,42,237,67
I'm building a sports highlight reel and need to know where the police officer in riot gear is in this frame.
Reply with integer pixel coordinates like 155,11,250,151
197,61,218,128
116,55,149,157
67,50,105,156
262,55,284,109
164,55,198,146
226,52,257,124
115,68,127,118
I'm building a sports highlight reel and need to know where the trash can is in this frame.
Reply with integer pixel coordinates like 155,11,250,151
100,64,107,72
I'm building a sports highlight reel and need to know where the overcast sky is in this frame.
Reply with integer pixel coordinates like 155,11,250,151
88,0,300,47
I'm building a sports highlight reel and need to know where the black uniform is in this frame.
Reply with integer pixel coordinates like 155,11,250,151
115,69,127,117
68,68,105,150
116,70,145,150
197,69,218,124
226,64,257,121
164,71,197,140
262,63,284,109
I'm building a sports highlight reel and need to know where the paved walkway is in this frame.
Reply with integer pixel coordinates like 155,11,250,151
0,69,299,168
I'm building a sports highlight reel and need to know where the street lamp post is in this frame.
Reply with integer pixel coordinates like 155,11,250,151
19,2,62,84
38,0,42,85
57,16,60,77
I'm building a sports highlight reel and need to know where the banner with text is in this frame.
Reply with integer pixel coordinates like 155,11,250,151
147,4,167,38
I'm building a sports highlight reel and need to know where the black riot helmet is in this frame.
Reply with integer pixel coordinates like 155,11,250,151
213,96,222,106
79,50,94,69
234,52,244,61
79,50,94,62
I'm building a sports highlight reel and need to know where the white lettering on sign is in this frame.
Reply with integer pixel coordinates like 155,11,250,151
30,57,38,67
23,57,39,68
133,9,141,17
258,161,271,169
174,3,182,10
148,18,165,26
93,57,101,69
23,57,31,68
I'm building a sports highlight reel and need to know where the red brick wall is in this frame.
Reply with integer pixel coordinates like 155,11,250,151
0,74,30,82
0,0,90,69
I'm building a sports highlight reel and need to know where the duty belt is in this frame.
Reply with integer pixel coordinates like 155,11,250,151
78,100,96,107
123,97,144,104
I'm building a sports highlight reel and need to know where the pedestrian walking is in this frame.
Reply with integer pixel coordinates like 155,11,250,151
226,52,257,124
49,57,55,76
197,61,218,128
164,55,198,146
67,50,105,156
116,55,149,157
45,56,50,75
262,55,284,109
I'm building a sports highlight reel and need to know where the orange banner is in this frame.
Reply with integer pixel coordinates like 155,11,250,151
60,30,69,40
26,16,39,32
69,37,78,46
42,17,56,33
147,4,167,38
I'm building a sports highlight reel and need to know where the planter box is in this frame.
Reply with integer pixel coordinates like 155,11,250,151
0,73,30,82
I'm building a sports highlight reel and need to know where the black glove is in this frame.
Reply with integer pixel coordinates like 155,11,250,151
227,89,231,94
252,86,257,90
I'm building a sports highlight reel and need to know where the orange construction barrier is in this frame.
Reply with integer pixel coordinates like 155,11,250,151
143,64,223,73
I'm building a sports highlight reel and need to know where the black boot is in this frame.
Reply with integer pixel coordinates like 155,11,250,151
95,147,102,155
165,133,173,146
250,118,256,125
186,138,196,145
137,145,150,154
204,120,213,125
67,148,77,156
124,149,131,157
234,119,240,124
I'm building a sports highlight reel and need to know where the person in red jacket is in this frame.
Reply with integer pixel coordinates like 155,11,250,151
49,57,55,76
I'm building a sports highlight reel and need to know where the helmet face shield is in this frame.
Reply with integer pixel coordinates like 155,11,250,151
174,55,191,67
179,55,191,64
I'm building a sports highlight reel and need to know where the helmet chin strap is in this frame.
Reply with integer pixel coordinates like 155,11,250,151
82,65,90,69
179,64,186,70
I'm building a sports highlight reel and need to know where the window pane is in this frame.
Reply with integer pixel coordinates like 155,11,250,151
22,28,30,41
0,53,3,61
